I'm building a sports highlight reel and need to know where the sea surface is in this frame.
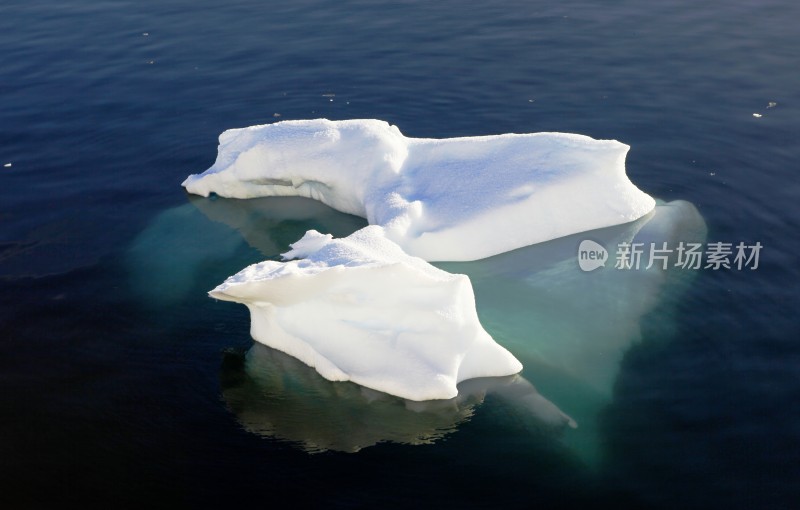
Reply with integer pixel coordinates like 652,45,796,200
1,0,798,508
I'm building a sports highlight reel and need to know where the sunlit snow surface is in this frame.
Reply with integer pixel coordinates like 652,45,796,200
182,119,655,261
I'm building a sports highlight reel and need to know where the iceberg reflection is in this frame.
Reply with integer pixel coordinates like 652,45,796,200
221,343,575,453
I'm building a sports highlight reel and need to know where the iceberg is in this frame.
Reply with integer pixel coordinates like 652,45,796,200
183,119,655,261
209,225,523,401
179,119,660,405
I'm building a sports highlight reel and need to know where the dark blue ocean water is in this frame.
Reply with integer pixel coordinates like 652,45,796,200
1,0,799,508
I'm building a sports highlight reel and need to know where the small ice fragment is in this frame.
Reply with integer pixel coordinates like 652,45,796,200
273,113,281,118
767,102,777,108
753,113,762,118
142,32,149,36
3,163,11,167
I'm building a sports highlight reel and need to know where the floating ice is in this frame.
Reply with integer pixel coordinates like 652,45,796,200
183,119,655,261
180,119,662,404
209,225,523,401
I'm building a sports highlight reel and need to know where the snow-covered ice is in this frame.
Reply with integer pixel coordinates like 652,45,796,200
183,119,655,261
209,225,523,401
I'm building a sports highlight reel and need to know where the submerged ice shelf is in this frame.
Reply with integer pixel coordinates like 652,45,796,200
130,197,704,454
182,119,658,403
183,119,655,261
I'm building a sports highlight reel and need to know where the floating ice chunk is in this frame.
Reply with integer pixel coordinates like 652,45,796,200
183,119,655,261
209,225,523,401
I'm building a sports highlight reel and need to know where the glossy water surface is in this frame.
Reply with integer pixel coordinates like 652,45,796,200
1,1,798,508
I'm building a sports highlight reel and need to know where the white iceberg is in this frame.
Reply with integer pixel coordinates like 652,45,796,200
209,225,523,401
183,119,655,261
182,119,660,404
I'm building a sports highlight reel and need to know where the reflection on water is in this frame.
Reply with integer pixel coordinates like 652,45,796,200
186,194,368,256
221,343,575,453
